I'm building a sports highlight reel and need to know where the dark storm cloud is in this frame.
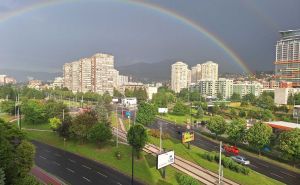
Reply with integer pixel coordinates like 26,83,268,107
0,0,299,73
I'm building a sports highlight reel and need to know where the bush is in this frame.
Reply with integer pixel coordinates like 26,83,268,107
222,157,233,168
178,174,199,185
149,129,170,139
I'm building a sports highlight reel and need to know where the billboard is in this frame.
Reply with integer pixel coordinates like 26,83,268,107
182,131,194,143
158,108,168,113
157,151,175,169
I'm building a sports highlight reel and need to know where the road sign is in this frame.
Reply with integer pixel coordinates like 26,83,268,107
182,131,194,143
157,151,175,169
126,111,131,117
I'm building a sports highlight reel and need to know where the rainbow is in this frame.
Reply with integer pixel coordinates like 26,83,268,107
0,0,252,73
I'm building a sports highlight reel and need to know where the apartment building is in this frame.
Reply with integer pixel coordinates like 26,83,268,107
171,61,191,93
191,64,202,83
201,61,218,81
196,78,233,99
232,81,263,97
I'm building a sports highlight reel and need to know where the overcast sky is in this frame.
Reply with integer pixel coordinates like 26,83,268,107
0,0,299,73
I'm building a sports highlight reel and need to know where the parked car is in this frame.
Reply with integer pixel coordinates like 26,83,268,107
222,144,239,156
230,155,250,165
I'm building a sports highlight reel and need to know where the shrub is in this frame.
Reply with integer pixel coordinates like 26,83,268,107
208,152,215,161
178,174,200,185
222,157,233,168
149,129,170,139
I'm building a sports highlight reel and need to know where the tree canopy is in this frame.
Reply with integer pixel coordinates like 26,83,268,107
207,115,227,138
136,102,156,126
127,124,148,158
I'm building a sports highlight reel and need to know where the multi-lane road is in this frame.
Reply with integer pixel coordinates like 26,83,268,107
151,118,300,185
32,141,143,185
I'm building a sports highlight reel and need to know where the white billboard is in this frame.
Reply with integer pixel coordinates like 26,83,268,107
158,108,168,113
157,151,175,169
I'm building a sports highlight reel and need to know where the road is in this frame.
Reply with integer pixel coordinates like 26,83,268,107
150,119,300,185
32,141,144,185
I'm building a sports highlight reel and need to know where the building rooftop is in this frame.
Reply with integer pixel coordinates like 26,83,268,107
265,121,300,130
279,29,300,39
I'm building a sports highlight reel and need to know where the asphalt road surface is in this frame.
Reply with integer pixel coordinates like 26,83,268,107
150,119,300,185
32,141,144,185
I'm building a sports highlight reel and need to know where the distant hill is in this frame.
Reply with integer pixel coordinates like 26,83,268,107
0,69,61,82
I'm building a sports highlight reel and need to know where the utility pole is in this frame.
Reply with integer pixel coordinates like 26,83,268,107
63,109,65,121
160,121,162,153
116,104,119,148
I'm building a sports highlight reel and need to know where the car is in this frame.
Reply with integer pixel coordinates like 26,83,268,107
230,155,250,165
222,145,239,156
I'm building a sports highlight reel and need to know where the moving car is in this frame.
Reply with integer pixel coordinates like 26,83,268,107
230,155,250,165
222,144,239,156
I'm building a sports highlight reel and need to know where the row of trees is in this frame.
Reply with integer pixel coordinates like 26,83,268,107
0,119,40,185
206,116,300,163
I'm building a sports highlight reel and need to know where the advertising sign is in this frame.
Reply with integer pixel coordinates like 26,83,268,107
158,108,168,113
157,151,175,169
125,111,131,117
182,131,194,143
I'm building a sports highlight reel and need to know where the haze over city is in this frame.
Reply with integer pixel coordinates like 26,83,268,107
0,0,299,76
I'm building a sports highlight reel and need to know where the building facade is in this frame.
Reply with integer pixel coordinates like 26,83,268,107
275,30,300,87
232,81,263,97
171,61,191,93
201,61,218,81
63,53,118,95
196,78,233,99
191,64,202,83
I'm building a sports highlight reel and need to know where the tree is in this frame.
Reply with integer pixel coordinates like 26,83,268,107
172,101,189,116
49,117,62,131
278,129,300,164
239,110,246,117
127,124,148,158
14,141,35,176
125,88,134,97
226,118,247,145
113,88,123,97
21,100,46,125
230,93,241,102
0,100,15,115
260,109,274,121
44,100,67,121
211,103,220,114
134,88,148,103
88,123,112,146
0,168,5,185
69,110,98,141
229,109,237,117
195,106,204,119
136,102,156,126
246,122,272,155
207,115,227,138
256,95,274,110
242,93,256,104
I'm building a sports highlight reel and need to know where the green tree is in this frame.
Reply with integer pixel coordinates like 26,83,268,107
113,88,123,97
125,88,134,97
49,117,62,131
195,106,204,119
230,93,241,102
127,124,148,158
207,115,227,138
21,100,46,125
0,168,5,185
0,85,16,100
44,100,67,121
134,88,148,103
0,100,15,115
88,123,112,146
246,122,272,155
229,109,237,117
14,175,41,185
257,95,274,110
242,93,256,104
211,103,220,114
178,174,199,185
226,118,247,145
172,101,189,116
278,129,300,164
69,110,98,141
136,102,156,126
15,141,35,176
239,110,246,117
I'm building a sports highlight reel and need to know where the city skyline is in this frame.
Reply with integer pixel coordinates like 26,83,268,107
0,0,299,74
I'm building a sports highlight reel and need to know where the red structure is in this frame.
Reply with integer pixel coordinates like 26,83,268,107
223,145,239,155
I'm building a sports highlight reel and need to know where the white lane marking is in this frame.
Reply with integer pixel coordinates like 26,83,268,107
53,161,61,166
82,177,91,182
280,171,296,178
270,172,283,179
257,163,269,168
68,159,76,163
97,171,108,178
66,168,75,173
54,153,61,157
82,165,91,170
116,182,122,185
39,156,47,160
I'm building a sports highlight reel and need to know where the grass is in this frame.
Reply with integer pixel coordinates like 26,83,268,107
148,136,284,185
20,121,52,130
157,114,210,125
0,113,14,122
25,130,192,185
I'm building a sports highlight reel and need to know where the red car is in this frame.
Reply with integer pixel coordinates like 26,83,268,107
222,144,239,156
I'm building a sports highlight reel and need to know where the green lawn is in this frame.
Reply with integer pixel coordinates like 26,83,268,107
148,136,284,185
157,114,210,125
0,113,14,122
26,130,193,185
20,121,51,130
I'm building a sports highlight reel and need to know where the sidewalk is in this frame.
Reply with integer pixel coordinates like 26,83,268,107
31,166,65,185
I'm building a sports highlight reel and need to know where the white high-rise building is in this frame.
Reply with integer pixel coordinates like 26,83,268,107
63,53,118,95
201,61,218,81
118,75,129,86
171,61,190,93
197,78,233,99
191,64,202,83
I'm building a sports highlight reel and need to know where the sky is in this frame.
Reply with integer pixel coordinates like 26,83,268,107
0,0,299,73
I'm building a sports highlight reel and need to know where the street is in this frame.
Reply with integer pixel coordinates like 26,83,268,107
151,118,300,185
32,141,144,185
